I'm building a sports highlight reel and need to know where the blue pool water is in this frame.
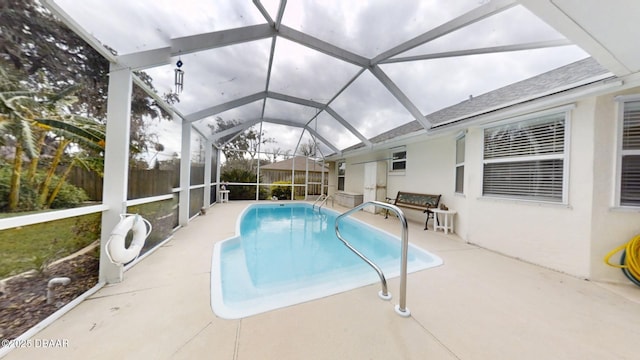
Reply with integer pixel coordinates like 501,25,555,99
211,203,443,319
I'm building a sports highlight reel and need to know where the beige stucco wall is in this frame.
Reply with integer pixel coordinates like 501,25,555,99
331,87,640,282
589,89,640,283
464,101,596,278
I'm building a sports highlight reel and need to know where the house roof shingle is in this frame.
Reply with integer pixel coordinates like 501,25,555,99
343,57,611,153
261,156,329,172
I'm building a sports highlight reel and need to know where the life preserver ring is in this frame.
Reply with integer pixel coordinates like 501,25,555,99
106,215,150,264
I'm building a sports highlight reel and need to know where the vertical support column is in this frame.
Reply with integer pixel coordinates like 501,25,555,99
216,148,222,201
290,157,296,200
321,159,326,195
203,140,212,209
304,157,309,200
99,65,132,284
179,118,191,226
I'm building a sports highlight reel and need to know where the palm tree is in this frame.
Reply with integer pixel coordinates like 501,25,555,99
34,115,104,207
0,67,39,210
1,66,105,211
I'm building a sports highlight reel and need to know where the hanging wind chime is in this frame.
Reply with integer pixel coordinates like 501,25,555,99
174,58,184,94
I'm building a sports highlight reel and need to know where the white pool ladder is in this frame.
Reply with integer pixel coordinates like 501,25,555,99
312,194,333,211
334,200,411,317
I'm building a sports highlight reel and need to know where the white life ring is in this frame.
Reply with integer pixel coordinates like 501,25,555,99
106,215,149,264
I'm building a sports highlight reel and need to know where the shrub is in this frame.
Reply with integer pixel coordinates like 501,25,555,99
221,168,268,200
0,166,88,211
49,180,89,209
270,180,292,200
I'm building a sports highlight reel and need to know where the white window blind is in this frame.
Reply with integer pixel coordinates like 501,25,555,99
621,100,640,206
483,113,566,202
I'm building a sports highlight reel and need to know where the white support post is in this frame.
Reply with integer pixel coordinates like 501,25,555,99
291,156,296,200
203,140,212,208
215,148,222,202
179,118,191,226
99,65,132,284
305,157,309,200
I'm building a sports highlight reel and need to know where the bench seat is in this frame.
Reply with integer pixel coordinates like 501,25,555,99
385,191,441,230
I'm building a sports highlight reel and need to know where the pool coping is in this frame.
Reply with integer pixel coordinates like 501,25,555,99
210,202,443,319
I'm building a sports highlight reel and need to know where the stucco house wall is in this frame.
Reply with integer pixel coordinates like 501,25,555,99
589,89,640,283
332,85,640,283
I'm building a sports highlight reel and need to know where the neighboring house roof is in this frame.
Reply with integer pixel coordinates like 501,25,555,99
261,156,329,172
344,57,612,152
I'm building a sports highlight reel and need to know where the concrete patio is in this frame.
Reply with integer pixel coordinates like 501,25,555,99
4,201,639,359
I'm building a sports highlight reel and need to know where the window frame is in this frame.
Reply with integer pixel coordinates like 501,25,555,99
615,95,640,207
389,146,407,175
337,160,346,191
455,134,465,194
481,107,572,204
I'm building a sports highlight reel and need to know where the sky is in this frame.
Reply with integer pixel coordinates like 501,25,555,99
53,0,588,160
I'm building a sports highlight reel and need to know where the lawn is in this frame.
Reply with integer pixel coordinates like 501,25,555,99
0,213,101,278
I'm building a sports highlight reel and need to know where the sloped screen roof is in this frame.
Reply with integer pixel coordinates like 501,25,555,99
47,0,590,156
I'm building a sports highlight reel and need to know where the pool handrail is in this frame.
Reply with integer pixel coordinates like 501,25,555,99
312,194,332,211
318,194,333,211
334,200,411,317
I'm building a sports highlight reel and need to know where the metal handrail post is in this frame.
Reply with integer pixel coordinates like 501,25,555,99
318,195,333,211
334,200,411,317
312,194,327,210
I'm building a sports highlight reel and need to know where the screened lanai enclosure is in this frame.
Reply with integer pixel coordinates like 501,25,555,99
1,0,639,337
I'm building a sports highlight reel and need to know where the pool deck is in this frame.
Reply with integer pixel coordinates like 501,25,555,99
4,201,640,359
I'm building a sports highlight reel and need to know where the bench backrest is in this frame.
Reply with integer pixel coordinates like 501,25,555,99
394,191,440,209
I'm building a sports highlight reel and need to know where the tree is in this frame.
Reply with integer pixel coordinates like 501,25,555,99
264,147,292,162
0,67,38,210
298,138,318,157
0,63,105,210
210,117,274,163
0,0,176,169
0,0,178,210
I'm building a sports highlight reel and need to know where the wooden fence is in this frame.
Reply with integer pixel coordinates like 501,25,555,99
67,166,326,200
67,167,181,201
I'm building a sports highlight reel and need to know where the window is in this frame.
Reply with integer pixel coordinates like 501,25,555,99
483,112,568,202
619,99,640,206
455,135,465,194
337,160,345,191
390,147,406,173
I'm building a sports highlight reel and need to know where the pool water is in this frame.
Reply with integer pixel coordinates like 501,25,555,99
211,203,443,319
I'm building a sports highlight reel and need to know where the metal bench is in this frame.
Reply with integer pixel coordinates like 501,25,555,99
385,191,441,230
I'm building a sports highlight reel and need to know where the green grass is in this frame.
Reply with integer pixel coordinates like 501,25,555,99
0,213,101,278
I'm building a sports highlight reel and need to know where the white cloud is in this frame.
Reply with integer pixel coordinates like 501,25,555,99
54,0,591,155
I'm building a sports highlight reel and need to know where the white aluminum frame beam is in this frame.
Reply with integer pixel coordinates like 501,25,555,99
252,0,275,26
186,92,267,123
278,25,369,67
118,24,276,70
381,39,572,64
518,0,631,76
42,0,117,63
369,65,431,130
323,107,372,147
274,0,287,31
260,117,341,154
371,0,517,65
211,118,262,142
266,92,371,147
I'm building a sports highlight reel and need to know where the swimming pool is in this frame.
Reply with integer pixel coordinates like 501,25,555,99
211,203,443,319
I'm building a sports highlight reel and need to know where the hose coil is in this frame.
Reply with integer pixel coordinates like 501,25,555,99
604,234,640,287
